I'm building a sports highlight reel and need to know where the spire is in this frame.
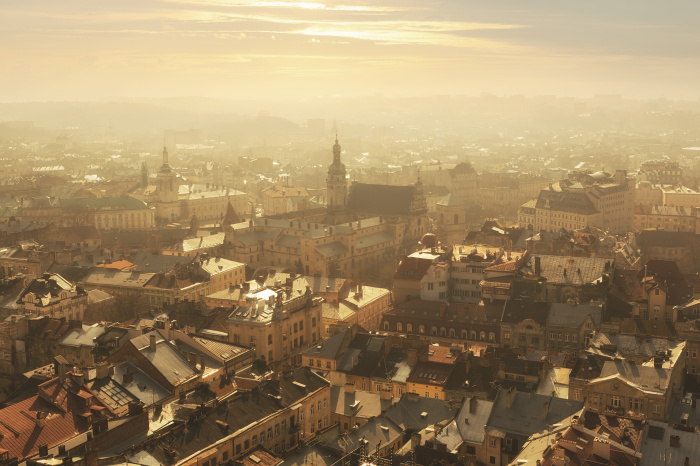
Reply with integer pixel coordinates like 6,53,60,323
333,134,341,162
222,201,241,226
162,145,169,166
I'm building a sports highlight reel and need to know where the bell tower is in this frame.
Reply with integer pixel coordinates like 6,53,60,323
155,145,180,223
326,135,347,221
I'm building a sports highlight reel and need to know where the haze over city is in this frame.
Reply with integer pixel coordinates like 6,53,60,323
2,2,700,466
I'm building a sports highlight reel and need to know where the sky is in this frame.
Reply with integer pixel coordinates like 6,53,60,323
1,0,699,101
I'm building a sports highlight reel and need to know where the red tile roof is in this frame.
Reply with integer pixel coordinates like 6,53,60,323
0,374,113,462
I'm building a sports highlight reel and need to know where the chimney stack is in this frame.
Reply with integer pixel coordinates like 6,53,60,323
345,382,355,394
592,439,611,460
469,396,478,414
407,347,418,365
150,333,157,352
542,400,550,420
506,387,516,409
670,435,681,448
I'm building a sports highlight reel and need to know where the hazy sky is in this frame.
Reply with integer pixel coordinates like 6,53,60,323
2,0,699,101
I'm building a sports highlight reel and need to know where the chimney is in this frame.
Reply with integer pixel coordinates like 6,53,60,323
592,439,610,460
407,347,418,365
469,396,478,414
670,435,681,448
410,431,421,450
542,400,550,420
123,366,134,385
534,256,541,277
95,362,111,380
149,333,157,351
345,382,355,394
200,354,206,373
128,401,144,416
36,411,46,428
505,387,516,409
380,388,392,401
56,360,67,383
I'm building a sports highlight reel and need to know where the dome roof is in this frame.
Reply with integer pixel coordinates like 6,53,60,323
419,232,438,248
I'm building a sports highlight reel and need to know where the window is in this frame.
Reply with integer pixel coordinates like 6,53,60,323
397,323,403,332
490,456,496,464
653,403,660,414
407,323,413,333
311,405,315,415
427,283,434,291
549,332,555,340
419,325,425,334
384,322,389,330
312,317,316,327
431,326,437,336
268,427,273,440
323,398,327,408
610,396,621,408
250,336,256,345
268,334,273,345
489,438,496,448
275,424,280,436
504,331,511,340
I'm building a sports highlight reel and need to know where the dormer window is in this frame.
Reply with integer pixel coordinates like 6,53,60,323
25,293,35,303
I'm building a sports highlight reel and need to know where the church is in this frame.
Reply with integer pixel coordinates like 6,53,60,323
133,146,250,226
326,136,429,244
221,138,429,282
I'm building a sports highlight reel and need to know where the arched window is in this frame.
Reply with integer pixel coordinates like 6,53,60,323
470,330,476,340
397,323,403,332
431,326,438,336
383,322,389,330
449,328,456,338
480,331,486,341
461,330,468,340
489,332,495,342
440,327,446,337
419,325,425,335
407,323,413,333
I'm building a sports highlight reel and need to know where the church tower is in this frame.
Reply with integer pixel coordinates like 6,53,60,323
155,146,181,224
326,136,347,221
436,193,466,245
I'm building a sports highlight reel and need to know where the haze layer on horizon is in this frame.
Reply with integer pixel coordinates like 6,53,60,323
1,0,699,102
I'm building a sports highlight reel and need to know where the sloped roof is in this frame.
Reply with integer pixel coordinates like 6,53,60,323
347,183,417,214
436,193,464,207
